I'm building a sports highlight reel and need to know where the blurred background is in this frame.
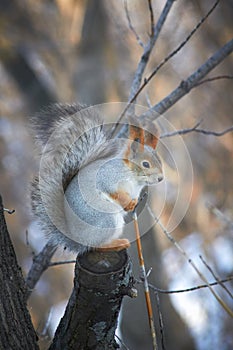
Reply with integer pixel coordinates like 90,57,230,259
0,0,232,349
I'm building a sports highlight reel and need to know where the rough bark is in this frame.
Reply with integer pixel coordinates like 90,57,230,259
0,195,39,350
49,250,136,350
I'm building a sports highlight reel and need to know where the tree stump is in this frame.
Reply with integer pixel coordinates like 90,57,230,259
49,250,136,350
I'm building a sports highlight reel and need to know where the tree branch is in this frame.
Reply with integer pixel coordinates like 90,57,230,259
25,240,57,299
128,0,175,102
113,0,224,138
110,0,175,138
139,0,220,102
149,38,233,116
111,0,219,139
160,124,233,138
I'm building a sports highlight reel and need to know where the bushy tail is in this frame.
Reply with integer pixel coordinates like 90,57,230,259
30,103,107,251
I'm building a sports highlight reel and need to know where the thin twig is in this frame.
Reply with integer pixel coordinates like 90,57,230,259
187,125,233,137
154,292,166,350
160,124,233,138
115,334,130,350
133,211,158,350
124,0,144,48
160,120,202,138
145,276,233,294
146,204,233,318
207,203,233,229
145,92,153,108
200,255,233,299
148,0,155,37
40,307,53,338
194,74,233,87
25,239,57,299
49,260,76,267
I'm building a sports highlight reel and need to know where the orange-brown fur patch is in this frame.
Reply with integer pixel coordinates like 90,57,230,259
109,190,138,212
144,132,158,149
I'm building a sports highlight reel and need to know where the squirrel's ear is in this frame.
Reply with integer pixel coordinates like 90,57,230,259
128,116,159,150
143,120,159,149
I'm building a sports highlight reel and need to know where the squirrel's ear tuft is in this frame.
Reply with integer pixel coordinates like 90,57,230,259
144,129,159,149
128,116,144,151
142,118,159,149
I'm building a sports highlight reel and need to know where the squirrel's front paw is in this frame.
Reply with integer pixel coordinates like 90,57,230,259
109,190,138,212
96,238,130,252
124,199,138,212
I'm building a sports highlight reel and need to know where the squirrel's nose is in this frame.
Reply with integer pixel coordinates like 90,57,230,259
158,175,163,182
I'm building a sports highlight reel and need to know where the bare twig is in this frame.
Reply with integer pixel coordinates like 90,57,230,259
133,211,158,350
40,307,53,338
194,74,233,87
124,0,144,48
145,91,153,108
148,0,155,37
192,125,233,136
115,334,130,350
145,276,233,294
154,292,166,350
25,239,57,299
49,259,76,267
207,203,233,229
160,124,233,138
146,204,233,318
200,255,233,299
160,120,202,138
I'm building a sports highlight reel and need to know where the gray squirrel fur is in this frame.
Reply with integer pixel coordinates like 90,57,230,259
31,103,163,254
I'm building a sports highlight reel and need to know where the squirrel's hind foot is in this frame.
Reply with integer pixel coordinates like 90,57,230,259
96,238,130,252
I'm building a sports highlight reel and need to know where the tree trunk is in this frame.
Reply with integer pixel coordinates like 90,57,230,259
0,195,39,350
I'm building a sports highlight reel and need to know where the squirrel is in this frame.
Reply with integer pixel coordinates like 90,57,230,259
31,103,163,255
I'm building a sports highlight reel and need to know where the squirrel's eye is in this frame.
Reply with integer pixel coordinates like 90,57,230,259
142,161,150,168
